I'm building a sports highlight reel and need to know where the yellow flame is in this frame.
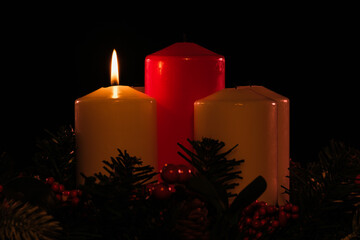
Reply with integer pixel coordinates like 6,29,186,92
111,49,119,85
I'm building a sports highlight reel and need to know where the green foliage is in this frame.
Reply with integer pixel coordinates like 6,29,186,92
0,199,62,240
178,138,244,200
4,125,360,240
2,177,57,213
280,140,360,239
80,149,159,240
33,126,76,188
178,138,266,239
92,149,157,191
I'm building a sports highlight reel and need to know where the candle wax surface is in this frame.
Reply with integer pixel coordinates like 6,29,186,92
75,86,157,183
194,87,282,204
240,86,290,204
145,42,225,168
78,86,152,100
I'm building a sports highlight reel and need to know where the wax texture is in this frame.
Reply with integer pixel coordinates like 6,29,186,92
194,87,289,204
145,42,225,168
75,86,157,183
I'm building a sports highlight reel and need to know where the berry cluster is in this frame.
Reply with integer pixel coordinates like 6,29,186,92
45,177,82,206
239,200,299,240
147,164,193,200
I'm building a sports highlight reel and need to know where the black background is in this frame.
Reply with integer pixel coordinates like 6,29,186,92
1,9,358,167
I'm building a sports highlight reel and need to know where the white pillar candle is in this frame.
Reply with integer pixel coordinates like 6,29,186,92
75,50,157,183
244,86,290,204
194,87,284,204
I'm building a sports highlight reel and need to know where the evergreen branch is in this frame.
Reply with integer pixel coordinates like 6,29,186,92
80,148,159,240
0,199,62,240
33,125,76,187
285,140,360,239
178,138,244,196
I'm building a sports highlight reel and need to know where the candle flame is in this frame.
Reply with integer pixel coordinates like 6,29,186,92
111,49,119,85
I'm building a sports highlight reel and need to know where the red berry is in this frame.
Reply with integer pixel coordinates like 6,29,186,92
292,213,299,220
279,211,287,227
255,232,263,239
248,228,257,235
177,164,192,183
272,220,280,228
62,190,70,196
51,183,60,192
238,223,245,231
146,183,156,194
258,201,267,207
253,211,260,220
245,217,252,225
160,164,179,184
70,190,78,198
258,207,267,216
71,197,80,206
55,194,61,201
152,183,172,200
252,220,261,229
355,174,360,185
244,205,253,215
168,185,176,193
284,203,293,212
59,184,65,192
260,218,267,227
46,177,55,185
267,226,275,234
291,205,299,213
76,190,83,197
266,205,276,214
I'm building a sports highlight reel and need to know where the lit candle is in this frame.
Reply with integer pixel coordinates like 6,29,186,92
145,42,225,168
194,86,289,205
75,50,157,183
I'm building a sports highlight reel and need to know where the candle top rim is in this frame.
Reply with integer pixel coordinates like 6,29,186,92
148,42,223,57
195,87,278,104
76,86,155,101
236,85,289,102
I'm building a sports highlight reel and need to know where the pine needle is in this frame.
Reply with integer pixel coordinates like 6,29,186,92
0,199,62,240
178,138,244,197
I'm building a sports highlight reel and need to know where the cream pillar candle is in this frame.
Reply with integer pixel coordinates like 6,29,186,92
194,87,279,204
75,50,157,183
246,86,290,204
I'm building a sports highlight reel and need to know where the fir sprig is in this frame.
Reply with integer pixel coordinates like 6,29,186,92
177,138,244,198
177,138,266,239
98,149,157,189
279,140,360,239
0,199,62,240
33,126,76,188
80,149,158,240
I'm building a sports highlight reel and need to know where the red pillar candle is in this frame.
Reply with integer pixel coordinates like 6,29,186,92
145,42,225,167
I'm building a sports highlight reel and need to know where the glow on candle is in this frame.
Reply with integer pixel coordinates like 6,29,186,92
75,49,157,183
